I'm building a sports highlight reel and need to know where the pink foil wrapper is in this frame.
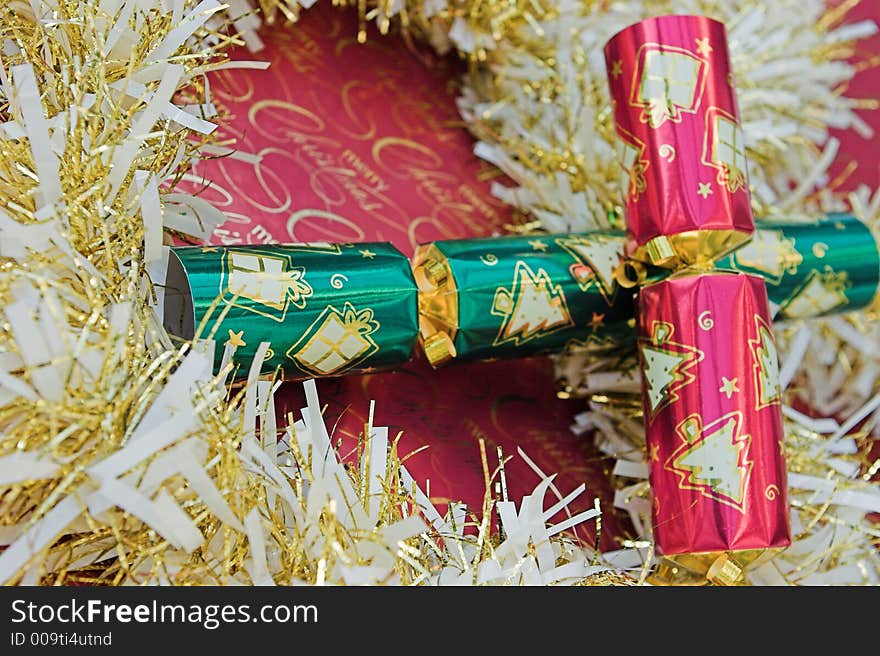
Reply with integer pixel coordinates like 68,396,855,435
604,15,754,262
637,271,791,555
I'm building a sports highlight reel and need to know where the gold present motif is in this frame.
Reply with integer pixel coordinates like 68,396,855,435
222,250,313,322
287,302,380,376
631,45,707,128
702,107,748,193
779,269,849,319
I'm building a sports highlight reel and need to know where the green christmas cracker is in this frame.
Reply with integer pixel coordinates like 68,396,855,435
414,214,879,367
413,231,636,365
164,242,419,379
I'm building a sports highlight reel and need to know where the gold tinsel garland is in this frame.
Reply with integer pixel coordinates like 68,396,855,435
0,0,877,586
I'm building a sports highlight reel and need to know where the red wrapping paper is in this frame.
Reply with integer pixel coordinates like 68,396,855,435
604,15,753,264
638,271,791,554
189,11,513,249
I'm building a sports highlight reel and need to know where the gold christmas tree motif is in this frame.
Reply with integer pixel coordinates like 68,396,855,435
702,107,749,193
639,320,703,420
287,302,380,376
666,412,753,512
749,315,782,409
222,250,313,322
779,268,850,319
615,128,649,200
556,234,627,302
631,44,707,128
491,261,574,346
730,229,803,285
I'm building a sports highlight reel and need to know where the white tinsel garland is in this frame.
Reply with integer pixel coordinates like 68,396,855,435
0,0,877,585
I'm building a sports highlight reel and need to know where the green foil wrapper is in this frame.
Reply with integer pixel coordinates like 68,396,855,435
414,214,879,367
718,213,880,319
164,242,418,378
413,232,636,365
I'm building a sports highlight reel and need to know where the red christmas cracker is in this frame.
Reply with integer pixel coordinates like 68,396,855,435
637,273,790,554
605,15,791,559
605,14,753,268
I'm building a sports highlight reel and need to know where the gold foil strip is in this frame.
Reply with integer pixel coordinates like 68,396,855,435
412,243,458,366
647,549,776,586
632,228,753,269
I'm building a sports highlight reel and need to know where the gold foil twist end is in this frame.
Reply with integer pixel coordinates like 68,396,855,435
706,553,746,586
422,258,449,288
649,550,762,586
613,259,648,289
413,244,459,368
632,229,753,270
423,331,456,367
646,235,679,267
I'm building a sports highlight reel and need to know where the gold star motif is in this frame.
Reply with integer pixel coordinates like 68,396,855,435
226,329,246,348
695,37,713,58
359,249,376,259
529,239,548,252
648,442,660,463
200,246,219,253
589,312,605,330
611,60,623,79
719,376,740,399
697,182,713,199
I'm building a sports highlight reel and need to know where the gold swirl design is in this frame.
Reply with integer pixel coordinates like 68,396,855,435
698,310,714,331
480,253,498,266
247,99,326,141
286,208,366,243
330,273,348,289
371,136,444,174
659,144,676,162
765,484,780,500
